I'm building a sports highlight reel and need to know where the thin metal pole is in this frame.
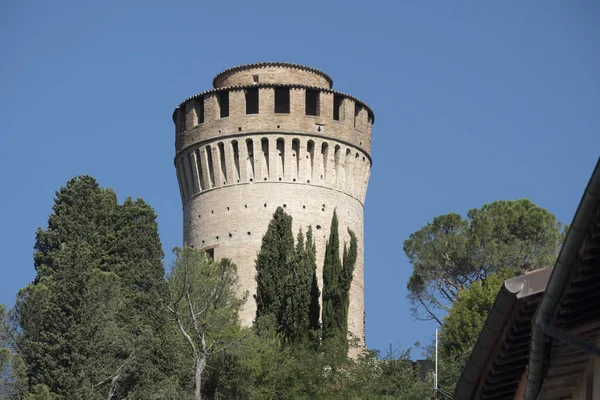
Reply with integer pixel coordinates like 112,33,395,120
435,329,438,396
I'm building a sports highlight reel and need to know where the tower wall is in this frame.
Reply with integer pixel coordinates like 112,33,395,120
173,63,374,348
213,62,333,89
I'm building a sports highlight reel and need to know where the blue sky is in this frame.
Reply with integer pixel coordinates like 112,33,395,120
1,1,598,357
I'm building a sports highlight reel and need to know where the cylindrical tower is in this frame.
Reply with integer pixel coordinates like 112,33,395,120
173,62,374,346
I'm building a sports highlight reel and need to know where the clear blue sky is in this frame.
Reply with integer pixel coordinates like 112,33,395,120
1,1,598,357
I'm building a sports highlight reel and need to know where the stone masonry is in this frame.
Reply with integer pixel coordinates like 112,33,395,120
173,62,374,349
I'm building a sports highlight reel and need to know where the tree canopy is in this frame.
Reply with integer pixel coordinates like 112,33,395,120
404,199,565,324
13,176,181,399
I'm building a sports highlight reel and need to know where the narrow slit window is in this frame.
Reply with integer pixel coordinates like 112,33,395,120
231,140,240,182
206,145,215,187
307,140,315,180
276,138,285,180
246,139,255,181
305,89,319,116
246,88,259,114
218,91,229,118
333,95,344,121
195,148,205,191
261,138,270,180
292,139,300,181
321,142,329,181
274,88,290,114
218,142,227,184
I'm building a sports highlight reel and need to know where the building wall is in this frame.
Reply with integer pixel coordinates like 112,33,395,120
569,336,600,400
173,64,373,349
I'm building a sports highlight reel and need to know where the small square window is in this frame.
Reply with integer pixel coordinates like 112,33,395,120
205,248,215,260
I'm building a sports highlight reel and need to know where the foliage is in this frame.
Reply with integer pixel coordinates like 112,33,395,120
14,176,182,398
404,199,565,324
254,208,319,345
322,210,357,354
306,227,321,342
254,207,295,330
1,305,27,399
26,385,55,400
205,326,432,400
166,246,246,399
286,227,322,345
440,269,517,358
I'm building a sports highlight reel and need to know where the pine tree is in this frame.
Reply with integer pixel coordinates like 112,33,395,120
15,176,178,398
321,210,357,354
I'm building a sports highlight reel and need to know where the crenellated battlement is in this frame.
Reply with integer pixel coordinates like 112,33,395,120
172,63,373,353
173,84,374,154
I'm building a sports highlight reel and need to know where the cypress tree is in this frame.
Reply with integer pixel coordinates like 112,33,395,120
340,229,357,350
15,176,177,398
254,207,295,330
306,227,321,339
282,229,313,344
321,210,357,353
322,210,343,345
255,208,320,345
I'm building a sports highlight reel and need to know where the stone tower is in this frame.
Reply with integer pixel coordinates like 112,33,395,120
173,62,374,345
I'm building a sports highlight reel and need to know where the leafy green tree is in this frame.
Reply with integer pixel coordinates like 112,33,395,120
166,246,245,400
15,176,178,398
206,326,433,400
322,210,357,353
1,305,27,399
440,269,517,358
404,199,564,324
361,346,433,399
26,384,55,400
